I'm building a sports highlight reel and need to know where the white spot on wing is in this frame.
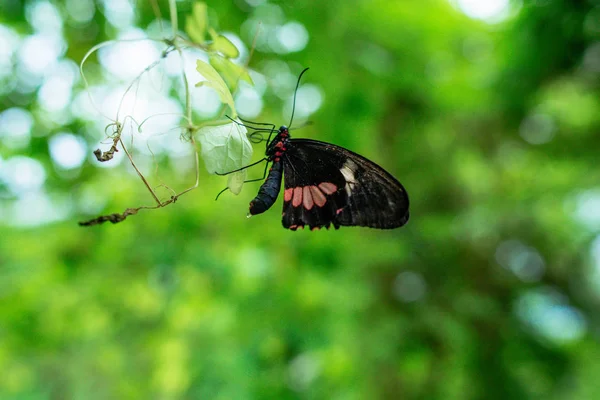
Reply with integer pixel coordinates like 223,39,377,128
340,166,355,183
340,160,358,197
345,183,353,197
340,160,357,182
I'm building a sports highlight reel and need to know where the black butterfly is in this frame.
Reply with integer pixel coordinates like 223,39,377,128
221,69,409,231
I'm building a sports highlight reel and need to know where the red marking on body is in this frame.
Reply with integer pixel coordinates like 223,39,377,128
309,186,327,207
318,182,337,195
275,157,280,162
284,188,293,202
275,142,284,148
303,186,314,210
292,187,303,207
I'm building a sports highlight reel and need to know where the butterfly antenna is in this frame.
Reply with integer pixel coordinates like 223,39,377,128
288,67,310,129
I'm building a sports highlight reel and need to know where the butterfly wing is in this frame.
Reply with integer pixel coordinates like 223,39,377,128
281,139,409,230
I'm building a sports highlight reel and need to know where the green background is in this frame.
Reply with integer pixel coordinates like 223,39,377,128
1,0,600,399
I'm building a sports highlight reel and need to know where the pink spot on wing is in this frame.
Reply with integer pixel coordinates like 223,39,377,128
292,187,303,207
310,186,327,207
290,224,297,230
318,182,337,195
336,207,344,215
303,186,314,210
284,188,293,202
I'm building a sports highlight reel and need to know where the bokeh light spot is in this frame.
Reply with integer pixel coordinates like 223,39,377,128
0,24,19,79
26,1,63,33
102,0,135,29
98,29,161,80
38,75,73,113
49,133,88,169
574,190,600,230
288,353,320,392
191,86,222,117
495,240,545,282
284,84,323,121
454,0,511,23
1,156,46,195
66,0,96,24
18,33,65,76
276,22,309,53
393,271,427,302
8,192,71,227
235,84,263,119
519,113,556,145
516,288,587,344
0,108,34,150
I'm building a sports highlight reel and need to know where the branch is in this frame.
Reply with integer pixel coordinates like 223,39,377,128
78,207,140,226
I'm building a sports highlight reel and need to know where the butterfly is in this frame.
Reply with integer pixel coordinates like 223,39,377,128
247,126,410,230
221,68,409,230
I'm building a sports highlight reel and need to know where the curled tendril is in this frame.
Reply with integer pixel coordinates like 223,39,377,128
248,131,265,143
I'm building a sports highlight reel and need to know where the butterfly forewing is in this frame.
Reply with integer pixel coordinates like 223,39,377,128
281,139,409,230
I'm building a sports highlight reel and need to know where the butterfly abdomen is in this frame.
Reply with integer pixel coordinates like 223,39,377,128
249,161,283,215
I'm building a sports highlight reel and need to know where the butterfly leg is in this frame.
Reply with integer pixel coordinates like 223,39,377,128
214,158,268,176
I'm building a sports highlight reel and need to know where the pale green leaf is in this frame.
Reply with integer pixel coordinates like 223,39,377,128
208,27,219,41
227,171,247,195
209,54,253,91
198,121,253,182
209,35,240,58
195,59,236,117
185,2,207,44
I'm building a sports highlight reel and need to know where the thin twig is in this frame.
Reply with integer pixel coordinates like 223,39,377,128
246,21,261,68
149,0,164,35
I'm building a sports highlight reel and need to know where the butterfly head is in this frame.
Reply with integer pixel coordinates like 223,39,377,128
266,127,291,160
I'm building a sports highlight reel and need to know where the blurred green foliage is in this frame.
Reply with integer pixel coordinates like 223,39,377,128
1,0,600,399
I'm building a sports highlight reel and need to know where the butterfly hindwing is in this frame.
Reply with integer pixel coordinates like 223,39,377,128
281,139,409,230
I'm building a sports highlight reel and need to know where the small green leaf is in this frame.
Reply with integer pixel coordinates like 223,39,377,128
185,2,207,44
208,27,219,42
227,171,247,195
209,35,240,59
198,122,253,190
195,59,236,117
209,54,253,91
